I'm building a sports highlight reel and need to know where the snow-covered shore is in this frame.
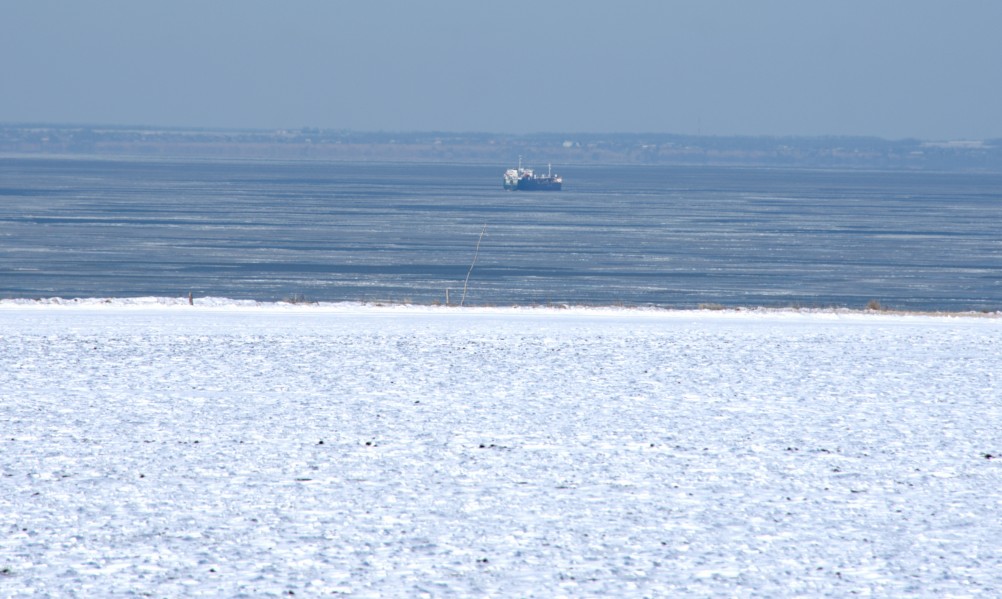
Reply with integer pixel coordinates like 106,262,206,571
2,301,1000,596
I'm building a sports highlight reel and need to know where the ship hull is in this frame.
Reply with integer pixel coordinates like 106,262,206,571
515,178,561,191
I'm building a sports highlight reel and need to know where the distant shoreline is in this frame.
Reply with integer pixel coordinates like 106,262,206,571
3,124,1001,172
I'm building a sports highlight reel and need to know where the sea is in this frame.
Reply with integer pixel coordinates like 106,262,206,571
1,156,1000,311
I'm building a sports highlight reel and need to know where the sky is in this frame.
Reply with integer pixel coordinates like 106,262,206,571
2,1,1001,140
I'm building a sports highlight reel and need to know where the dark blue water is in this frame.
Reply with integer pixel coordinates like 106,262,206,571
1,156,1000,310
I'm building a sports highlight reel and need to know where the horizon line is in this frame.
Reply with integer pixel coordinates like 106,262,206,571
3,121,996,144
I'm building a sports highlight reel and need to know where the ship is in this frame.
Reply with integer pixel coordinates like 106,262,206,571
503,157,562,191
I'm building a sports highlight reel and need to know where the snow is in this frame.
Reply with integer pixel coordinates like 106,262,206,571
2,300,1001,596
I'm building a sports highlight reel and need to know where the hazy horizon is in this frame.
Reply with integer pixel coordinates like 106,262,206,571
3,1,1001,140
7,123,1001,147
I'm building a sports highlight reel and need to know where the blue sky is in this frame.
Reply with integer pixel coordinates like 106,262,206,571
2,1,1000,139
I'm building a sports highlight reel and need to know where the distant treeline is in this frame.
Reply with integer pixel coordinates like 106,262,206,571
2,124,1000,171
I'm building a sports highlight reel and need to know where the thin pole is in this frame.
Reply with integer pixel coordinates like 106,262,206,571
461,224,487,307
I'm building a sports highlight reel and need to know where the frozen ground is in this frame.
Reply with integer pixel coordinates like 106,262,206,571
1,299,1000,597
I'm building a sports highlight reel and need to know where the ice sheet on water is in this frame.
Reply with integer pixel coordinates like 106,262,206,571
1,302,1000,596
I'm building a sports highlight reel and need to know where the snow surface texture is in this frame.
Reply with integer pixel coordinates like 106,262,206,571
2,300,1001,597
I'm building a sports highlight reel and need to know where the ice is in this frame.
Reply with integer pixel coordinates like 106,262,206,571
1,300,1000,596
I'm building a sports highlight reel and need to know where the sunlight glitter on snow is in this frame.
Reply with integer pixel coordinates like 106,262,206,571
1,301,1000,596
